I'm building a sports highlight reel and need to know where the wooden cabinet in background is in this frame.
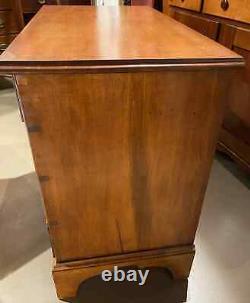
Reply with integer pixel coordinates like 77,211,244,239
21,0,92,23
218,24,250,169
0,0,24,53
168,2,250,172
169,7,220,40
0,10,22,34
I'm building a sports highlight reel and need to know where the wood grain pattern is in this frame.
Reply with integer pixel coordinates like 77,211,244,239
203,0,250,24
16,68,230,262
0,6,242,69
169,6,220,40
53,245,195,300
169,0,202,12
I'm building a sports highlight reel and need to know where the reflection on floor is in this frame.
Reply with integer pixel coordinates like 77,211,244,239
0,88,249,303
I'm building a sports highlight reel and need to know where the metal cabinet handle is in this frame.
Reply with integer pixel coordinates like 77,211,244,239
0,18,5,30
221,0,229,11
38,0,46,4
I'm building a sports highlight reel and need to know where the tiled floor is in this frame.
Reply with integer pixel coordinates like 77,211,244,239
0,87,249,303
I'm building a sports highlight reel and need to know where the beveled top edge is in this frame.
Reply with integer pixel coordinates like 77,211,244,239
0,57,244,67
0,60,244,75
0,5,243,69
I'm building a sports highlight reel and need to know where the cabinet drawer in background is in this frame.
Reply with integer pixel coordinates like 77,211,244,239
169,7,220,40
0,11,22,35
203,0,250,24
169,0,202,12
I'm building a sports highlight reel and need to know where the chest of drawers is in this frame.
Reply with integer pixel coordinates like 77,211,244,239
168,0,250,172
0,6,242,301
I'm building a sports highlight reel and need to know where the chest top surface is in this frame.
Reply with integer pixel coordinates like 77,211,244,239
0,5,243,71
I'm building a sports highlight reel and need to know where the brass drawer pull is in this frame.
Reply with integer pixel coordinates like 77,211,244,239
221,0,229,11
38,0,46,4
0,43,7,51
0,18,5,30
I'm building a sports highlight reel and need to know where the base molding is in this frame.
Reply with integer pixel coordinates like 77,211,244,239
53,245,195,301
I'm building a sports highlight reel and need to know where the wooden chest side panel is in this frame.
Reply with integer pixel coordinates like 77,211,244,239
16,71,226,262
